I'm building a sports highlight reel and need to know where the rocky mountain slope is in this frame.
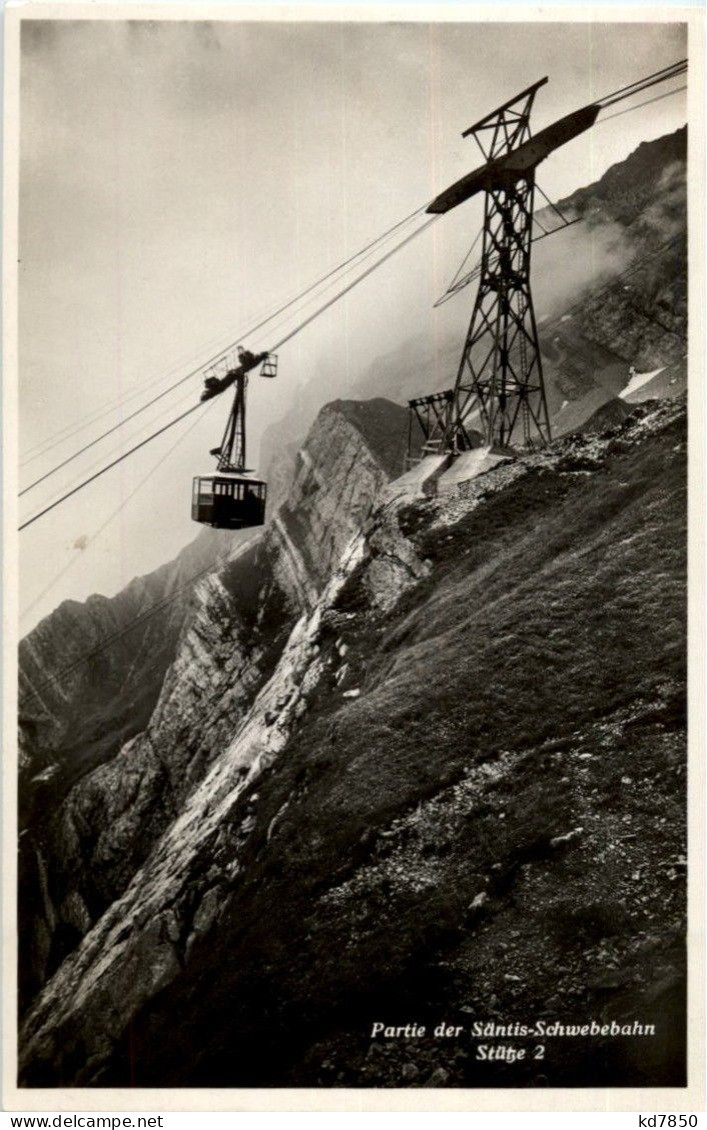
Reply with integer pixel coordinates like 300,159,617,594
18,397,410,1014
19,396,686,1088
536,126,687,433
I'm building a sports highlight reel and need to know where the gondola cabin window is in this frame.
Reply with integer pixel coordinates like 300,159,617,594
191,476,266,530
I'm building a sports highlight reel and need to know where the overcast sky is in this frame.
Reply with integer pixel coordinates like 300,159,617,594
17,16,687,631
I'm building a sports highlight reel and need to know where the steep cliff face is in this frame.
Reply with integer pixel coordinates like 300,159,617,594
19,397,410,1013
272,399,409,601
19,397,686,1088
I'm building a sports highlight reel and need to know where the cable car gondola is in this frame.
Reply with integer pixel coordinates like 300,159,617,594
192,349,277,531
191,475,267,529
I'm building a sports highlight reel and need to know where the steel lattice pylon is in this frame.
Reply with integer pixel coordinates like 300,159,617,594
411,63,684,458
448,173,551,451
445,80,551,452
415,77,562,456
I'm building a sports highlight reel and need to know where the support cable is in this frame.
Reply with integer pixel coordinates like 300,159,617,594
447,227,484,290
19,403,205,532
595,60,687,109
20,384,200,530
534,182,572,228
268,217,439,354
19,213,439,532
598,84,687,125
21,202,429,493
229,210,429,354
20,332,239,468
20,405,213,626
598,69,687,111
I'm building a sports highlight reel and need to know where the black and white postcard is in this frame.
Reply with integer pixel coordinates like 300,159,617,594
3,3,704,1113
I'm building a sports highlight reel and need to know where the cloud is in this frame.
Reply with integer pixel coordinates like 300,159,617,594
637,160,686,242
533,218,636,323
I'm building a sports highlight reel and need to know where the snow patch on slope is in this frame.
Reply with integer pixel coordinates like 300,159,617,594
620,368,664,399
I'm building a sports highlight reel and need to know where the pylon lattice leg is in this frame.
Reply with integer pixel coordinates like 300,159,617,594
446,174,552,451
